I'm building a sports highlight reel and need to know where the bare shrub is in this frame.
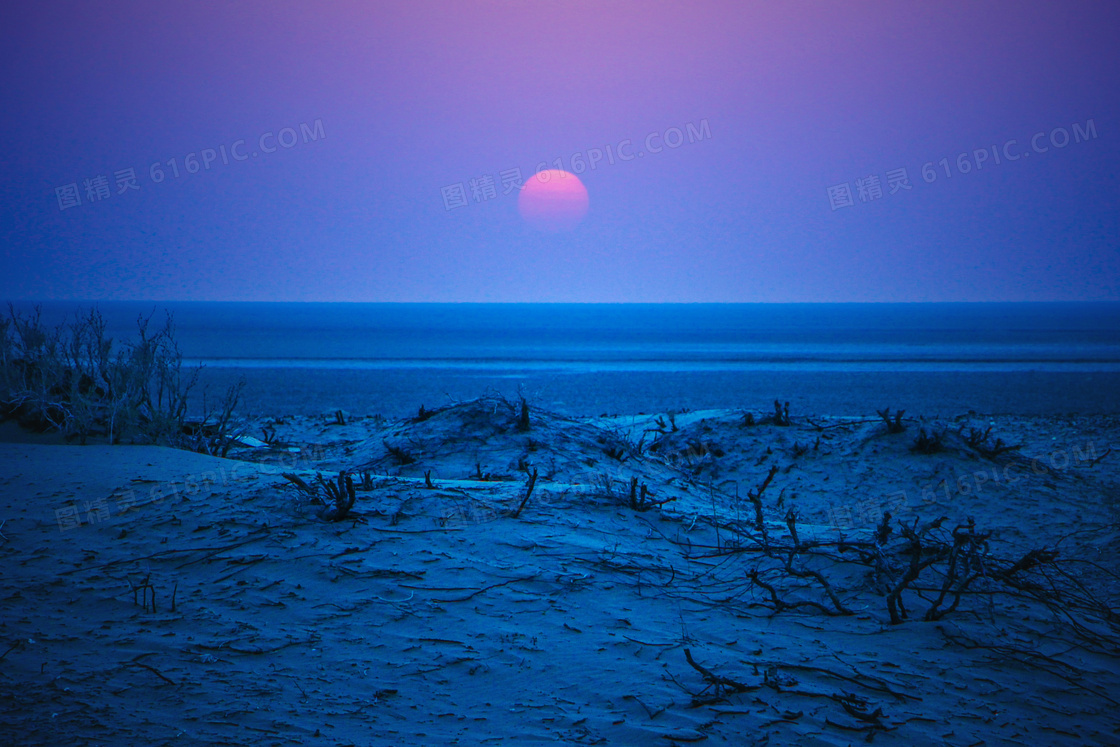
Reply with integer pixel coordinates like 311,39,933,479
190,380,247,457
909,427,944,455
767,399,791,426
963,425,1022,458
0,305,209,446
283,471,357,521
877,407,906,434
384,440,416,465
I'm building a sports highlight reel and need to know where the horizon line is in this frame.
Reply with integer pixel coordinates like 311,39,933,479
6,299,1120,306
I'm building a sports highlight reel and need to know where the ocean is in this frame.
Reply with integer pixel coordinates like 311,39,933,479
12,302,1120,418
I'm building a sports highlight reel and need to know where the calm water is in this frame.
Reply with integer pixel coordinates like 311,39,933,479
15,302,1120,417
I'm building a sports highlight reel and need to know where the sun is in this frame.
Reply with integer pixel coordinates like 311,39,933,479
517,169,589,231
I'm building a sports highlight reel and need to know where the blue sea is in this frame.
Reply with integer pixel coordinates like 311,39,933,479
15,302,1120,418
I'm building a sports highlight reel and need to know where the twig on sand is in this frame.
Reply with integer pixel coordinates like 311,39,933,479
368,525,463,534
174,531,274,570
375,590,415,604
432,574,540,603
281,472,315,495
60,527,272,576
782,660,919,703
0,640,23,661
126,656,177,685
941,628,1120,707
510,467,538,519
404,656,476,677
623,694,672,719
192,634,318,656
129,573,156,612
1088,447,1112,467
683,648,753,700
748,465,780,545
806,417,881,431
824,716,894,734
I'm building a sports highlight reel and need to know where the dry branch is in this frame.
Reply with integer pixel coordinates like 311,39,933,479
510,467,538,519
683,648,754,703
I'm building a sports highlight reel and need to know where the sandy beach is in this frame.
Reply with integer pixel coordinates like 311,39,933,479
1,397,1117,745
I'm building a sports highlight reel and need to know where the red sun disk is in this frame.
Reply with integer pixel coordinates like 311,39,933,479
517,169,589,231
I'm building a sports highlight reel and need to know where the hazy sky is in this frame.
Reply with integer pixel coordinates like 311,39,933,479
2,1,1117,302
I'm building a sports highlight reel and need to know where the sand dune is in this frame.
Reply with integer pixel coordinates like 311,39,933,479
1,397,1118,745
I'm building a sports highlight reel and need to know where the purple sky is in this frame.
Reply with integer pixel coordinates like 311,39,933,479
2,1,1117,302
